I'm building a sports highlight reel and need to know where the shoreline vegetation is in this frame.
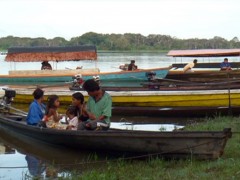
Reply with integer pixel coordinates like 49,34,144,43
24,116,240,179
1,32,240,52
73,116,240,179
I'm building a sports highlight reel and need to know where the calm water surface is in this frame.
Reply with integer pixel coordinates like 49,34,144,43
0,129,112,179
1,52,240,74
1,52,173,75
0,52,231,179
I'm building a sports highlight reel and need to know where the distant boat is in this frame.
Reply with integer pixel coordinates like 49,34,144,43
0,46,98,83
0,46,170,84
167,49,240,81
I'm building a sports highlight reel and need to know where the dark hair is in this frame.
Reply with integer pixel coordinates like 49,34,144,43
72,92,84,104
83,79,100,92
32,88,44,100
193,59,198,63
66,105,76,116
224,58,228,61
46,95,59,115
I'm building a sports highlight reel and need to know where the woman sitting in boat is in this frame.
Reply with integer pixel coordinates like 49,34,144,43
220,58,232,71
71,92,88,121
26,88,46,126
41,61,52,70
183,59,198,73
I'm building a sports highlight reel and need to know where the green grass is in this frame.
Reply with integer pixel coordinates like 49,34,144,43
18,116,240,179
57,116,240,179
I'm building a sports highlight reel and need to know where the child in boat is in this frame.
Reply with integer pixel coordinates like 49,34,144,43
65,106,79,130
42,95,63,129
71,92,88,122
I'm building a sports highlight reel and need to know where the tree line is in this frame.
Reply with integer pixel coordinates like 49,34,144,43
0,32,240,51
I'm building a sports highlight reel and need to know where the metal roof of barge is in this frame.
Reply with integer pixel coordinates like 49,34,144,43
167,49,240,57
5,45,97,62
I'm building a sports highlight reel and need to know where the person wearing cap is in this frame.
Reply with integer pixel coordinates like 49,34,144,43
128,60,138,71
183,59,198,73
220,58,232,71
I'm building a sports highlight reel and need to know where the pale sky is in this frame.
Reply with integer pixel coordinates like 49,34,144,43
1,0,239,40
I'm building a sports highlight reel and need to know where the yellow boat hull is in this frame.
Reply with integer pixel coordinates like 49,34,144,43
14,89,240,107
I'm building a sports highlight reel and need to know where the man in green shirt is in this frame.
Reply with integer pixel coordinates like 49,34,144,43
78,79,112,130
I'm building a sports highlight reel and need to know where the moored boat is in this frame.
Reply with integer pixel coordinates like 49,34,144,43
0,114,232,160
69,78,240,91
13,87,240,107
1,46,99,83
167,49,240,81
1,46,170,84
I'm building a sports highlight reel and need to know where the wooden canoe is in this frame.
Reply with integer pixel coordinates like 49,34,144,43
12,87,240,107
0,115,232,160
171,62,240,69
69,79,240,91
167,49,240,82
167,69,240,82
0,66,170,84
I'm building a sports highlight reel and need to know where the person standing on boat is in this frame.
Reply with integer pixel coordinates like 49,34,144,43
78,79,112,130
220,58,232,71
183,59,198,73
26,88,46,126
128,60,138,71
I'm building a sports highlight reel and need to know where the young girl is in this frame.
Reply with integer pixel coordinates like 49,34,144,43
65,106,79,130
71,92,88,122
42,95,63,128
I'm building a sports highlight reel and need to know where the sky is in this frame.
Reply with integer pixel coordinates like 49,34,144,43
1,0,240,41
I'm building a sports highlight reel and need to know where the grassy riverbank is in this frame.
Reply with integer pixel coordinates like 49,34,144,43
66,116,240,179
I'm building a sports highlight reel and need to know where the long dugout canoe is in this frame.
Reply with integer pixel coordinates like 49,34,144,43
13,88,240,107
0,115,232,160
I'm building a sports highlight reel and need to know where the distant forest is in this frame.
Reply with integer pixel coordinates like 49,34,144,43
0,32,240,51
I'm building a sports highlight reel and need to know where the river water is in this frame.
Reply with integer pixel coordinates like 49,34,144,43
0,52,238,179
0,52,174,75
1,52,240,74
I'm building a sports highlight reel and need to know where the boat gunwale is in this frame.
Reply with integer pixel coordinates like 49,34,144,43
0,116,231,138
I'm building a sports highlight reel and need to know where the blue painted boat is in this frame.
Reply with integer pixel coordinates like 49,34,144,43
81,67,170,81
1,46,170,85
0,67,170,87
